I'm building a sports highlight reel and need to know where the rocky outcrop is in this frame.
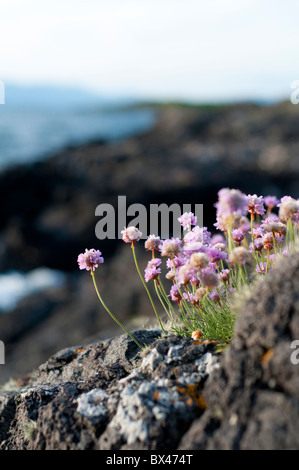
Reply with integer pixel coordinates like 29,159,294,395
0,331,219,450
179,253,299,450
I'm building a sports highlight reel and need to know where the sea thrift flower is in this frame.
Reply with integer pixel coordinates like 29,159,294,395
161,238,182,258
209,291,220,303
215,188,248,217
178,212,197,230
177,264,196,285
144,258,162,282
210,233,226,245
262,221,286,236
278,197,299,222
213,242,227,252
229,247,251,266
262,232,274,252
246,194,265,216
207,247,227,264
121,226,142,243
214,212,242,232
249,238,264,253
166,253,185,269
183,292,196,304
183,241,205,255
184,226,210,244
232,228,245,245
200,268,219,289
169,284,181,303
189,252,209,269
252,226,264,238
145,235,162,252
218,269,230,283
77,249,104,271
165,270,175,281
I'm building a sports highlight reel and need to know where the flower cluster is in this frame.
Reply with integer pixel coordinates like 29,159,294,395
78,188,299,347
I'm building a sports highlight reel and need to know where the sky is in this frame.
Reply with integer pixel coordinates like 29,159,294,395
0,0,299,102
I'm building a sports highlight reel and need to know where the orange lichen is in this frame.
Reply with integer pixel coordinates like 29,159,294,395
177,383,207,410
260,349,274,365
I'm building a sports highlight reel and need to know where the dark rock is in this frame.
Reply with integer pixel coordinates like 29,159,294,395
0,330,219,450
179,253,299,450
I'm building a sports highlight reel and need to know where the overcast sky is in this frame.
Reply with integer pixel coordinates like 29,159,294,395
0,0,298,102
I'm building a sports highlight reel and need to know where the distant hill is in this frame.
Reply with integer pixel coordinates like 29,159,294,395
2,83,135,110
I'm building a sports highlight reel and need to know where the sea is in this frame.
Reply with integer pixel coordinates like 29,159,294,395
0,105,156,169
0,92,157,311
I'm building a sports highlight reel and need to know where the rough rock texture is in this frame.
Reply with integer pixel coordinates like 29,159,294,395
179,253,299,450
0,330,220,450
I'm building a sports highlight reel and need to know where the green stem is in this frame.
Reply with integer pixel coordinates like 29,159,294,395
131,243,166,333
91,270,143,349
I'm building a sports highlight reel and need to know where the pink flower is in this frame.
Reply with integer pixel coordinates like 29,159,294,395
215,188,248,217
183,226,211,244
161,238,182,258
144,258,162,282
200,268,219,289
218,269,230,283
121,226,142,243
145,235,162,252
207,247,227,264
169,284,181,303
278,197,299,222
229,247,251,266
246,194,265,216
77,249,104,271
178,212,197,230
232,228,245,245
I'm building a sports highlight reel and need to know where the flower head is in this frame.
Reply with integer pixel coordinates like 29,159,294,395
189,252,209,269
161,238,182,258
246,194,265,216
200,267,219,289
178,212,197,230
77,249,104,272
215,188,248,217
278,197,299,222
232,228,245,245
145,235,162,252
144,258,162,282
229,247,251,266
218,269,230,283
169,284,181,303
121,226,142,243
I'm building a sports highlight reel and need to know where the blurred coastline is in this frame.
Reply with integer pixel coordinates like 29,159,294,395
0,96,299,385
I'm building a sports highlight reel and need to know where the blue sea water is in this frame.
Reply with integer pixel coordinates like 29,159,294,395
0,96,157,311
0,106,156,169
